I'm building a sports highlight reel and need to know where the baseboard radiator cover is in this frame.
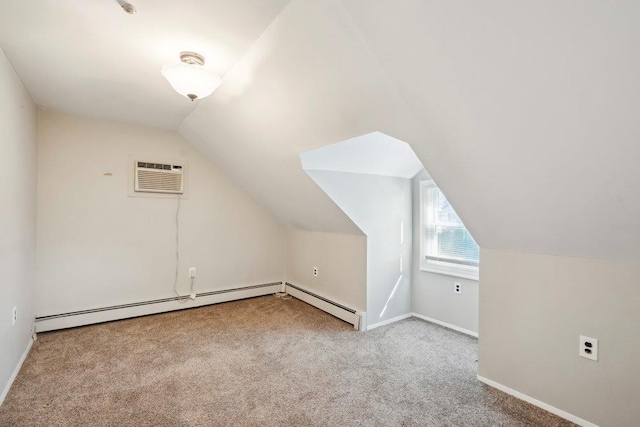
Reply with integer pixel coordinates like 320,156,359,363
35,282,282,332
284,282,363,330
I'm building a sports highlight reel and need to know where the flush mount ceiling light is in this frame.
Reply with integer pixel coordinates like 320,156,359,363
161,52,222,101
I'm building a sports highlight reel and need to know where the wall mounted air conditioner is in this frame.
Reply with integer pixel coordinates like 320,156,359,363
134,161,184,194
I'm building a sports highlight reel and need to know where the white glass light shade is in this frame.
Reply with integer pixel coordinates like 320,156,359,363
161,64,222,100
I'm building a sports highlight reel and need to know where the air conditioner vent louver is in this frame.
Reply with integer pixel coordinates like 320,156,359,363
135,161,184,194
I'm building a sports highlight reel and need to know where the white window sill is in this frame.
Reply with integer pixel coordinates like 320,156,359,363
420,263,479,281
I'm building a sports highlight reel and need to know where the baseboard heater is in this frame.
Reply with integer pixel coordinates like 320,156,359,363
284,282,364,330
35,282,282,333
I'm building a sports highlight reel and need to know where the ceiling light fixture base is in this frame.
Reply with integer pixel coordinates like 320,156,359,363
121,2,137,15
180,52,205,66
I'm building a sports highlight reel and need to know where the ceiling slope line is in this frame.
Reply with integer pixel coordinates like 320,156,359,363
177,0,415,234
177,1,294,132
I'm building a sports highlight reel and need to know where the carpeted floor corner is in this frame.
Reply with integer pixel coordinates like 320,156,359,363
0,296,574,426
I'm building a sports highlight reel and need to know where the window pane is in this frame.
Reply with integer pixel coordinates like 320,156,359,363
423,183,479,266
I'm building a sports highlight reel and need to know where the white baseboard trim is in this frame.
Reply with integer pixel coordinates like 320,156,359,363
0,337,33,406
36,282,282,332
477,375,598,427
284,282,362,330
367,313,412,330
411,313,479,338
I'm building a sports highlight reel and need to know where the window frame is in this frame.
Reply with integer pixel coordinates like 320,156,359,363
419,180,479,281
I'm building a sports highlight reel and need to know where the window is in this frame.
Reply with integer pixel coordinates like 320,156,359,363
420,180,479,280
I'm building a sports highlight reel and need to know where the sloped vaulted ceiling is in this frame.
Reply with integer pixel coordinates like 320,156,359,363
183,0,640,261
300,132,424,179
2,0,639,260
179,0,422,234
340,0,640,261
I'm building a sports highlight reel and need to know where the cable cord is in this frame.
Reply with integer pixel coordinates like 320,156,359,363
274,292,292,300
173,195,192,304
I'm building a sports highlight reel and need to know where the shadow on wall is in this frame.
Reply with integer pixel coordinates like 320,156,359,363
300,132,422,329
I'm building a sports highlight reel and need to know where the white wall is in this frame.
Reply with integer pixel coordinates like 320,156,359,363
286,228,366,312
0,49,37,401
305,170,412,327
37,111,285,317
411,170,478,333
479,249,640,427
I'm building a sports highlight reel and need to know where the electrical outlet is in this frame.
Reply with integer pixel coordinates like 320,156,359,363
188,267,196,278
313,266,318,277
579,336,598,361
454,282,462,294
12,306,17,325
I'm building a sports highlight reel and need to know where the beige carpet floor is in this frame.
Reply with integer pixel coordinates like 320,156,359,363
0,295,574,426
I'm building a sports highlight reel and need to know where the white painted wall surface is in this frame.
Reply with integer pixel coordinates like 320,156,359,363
479,248,640,427
285,228,366,313
37,111,285,317
305,170,412,326
411,170,478,333
0,49,37,401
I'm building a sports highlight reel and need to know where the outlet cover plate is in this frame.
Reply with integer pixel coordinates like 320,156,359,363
579,335,598,361
454,282,462,294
